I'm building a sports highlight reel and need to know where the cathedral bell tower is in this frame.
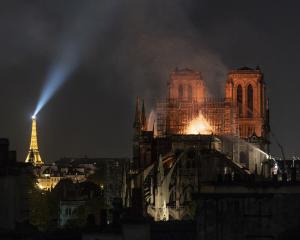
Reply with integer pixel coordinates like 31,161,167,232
225,66,268,140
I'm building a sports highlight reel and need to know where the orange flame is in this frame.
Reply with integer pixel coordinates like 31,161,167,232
185,113,212,135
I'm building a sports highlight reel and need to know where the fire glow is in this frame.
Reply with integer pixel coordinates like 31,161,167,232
185,113,212,135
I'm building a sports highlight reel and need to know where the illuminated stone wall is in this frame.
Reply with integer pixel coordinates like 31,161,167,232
168,68,206,102
226,67,266,138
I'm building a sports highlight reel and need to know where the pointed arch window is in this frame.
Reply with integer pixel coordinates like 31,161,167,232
188,85,192,101
237,85,243,117
247,85,253,118
178,85,183,99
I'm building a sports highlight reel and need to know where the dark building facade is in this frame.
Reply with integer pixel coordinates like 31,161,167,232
0,138,33,232
195,184,300,239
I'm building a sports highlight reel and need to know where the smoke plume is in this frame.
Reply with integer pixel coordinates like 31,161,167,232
0,0,229,160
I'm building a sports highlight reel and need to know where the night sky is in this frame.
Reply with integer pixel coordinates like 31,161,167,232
1,0,299,162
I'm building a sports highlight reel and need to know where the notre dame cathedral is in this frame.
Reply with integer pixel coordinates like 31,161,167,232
125,66,272,222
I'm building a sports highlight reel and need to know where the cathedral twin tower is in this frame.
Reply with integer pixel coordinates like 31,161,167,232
156,66,269,148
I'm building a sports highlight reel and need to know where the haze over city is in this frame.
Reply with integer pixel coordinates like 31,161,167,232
1,0,299,162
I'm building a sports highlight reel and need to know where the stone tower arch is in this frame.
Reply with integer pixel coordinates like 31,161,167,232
225,67,267,139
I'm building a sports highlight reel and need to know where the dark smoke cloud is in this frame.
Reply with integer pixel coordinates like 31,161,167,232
111,0,227,102
0,0,300,161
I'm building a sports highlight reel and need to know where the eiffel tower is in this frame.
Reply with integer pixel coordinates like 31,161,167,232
25,116,44,165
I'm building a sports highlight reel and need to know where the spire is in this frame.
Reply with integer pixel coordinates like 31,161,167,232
133,97,141,129
141,100,147,131
25,116,43,165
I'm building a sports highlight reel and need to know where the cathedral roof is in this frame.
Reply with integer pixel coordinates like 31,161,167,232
237,66,253,70
229,66,262,75
171,67,203,79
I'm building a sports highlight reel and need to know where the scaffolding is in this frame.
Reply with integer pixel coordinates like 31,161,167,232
156,98,238,137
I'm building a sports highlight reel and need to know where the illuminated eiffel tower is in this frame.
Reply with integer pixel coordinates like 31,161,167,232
25,116,44,165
